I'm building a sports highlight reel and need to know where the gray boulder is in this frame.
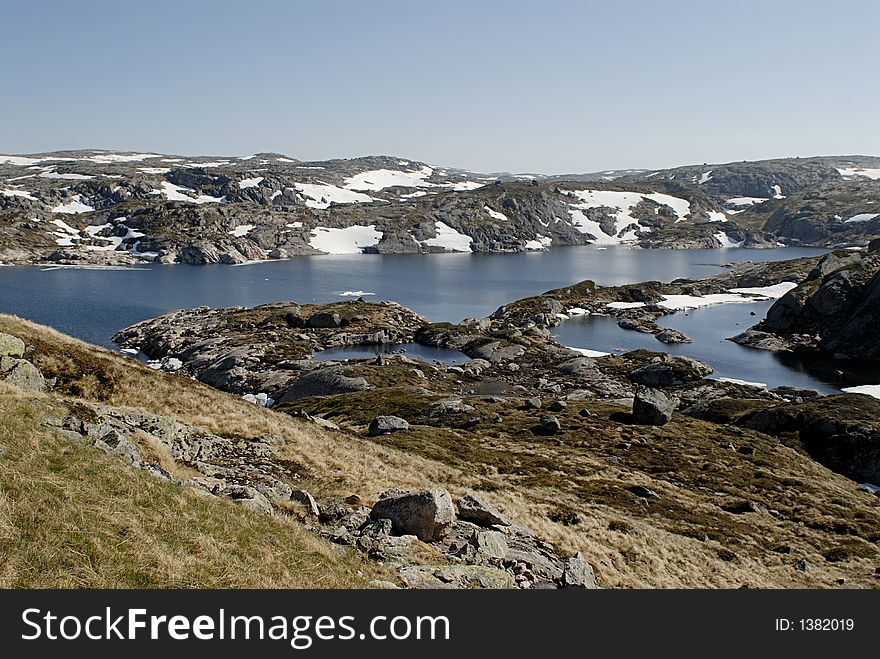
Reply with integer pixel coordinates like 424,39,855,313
562,553,599,588
369,488,455,541
0,357,46,391
0,333,25,358
279,367,370,402
535,414,561,435
655,329,693,344
457,495,511,527
470,530,508,560
632,387,676,425
307,312,342,328
367,415,409,436
630,355,712,387
290,489,320,516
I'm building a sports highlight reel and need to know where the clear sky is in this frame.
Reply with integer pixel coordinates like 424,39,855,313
1,0,877,173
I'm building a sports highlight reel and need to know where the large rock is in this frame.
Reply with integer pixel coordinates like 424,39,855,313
0,357,46,391
369,488,455,542
307,312,342,328
630,355,713,387
367,415,410,436
468,341,526,363
741,394,880,484
632,387,676,425
742,251,880,360
279,367,370,402
0,333,25,358
562,553,600,588
399,565,515,589
457,495,511,527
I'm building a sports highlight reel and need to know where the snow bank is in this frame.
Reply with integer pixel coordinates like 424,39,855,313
1,189,37,200
228,224,255,237
525,235,552,250
565,346,611,358
423,221,473,252
484,206,509,221
844,213,878,223
153,181,225,204
52,196,94,214
607,301,646,309
841,384,880,399
309,225,382,254
344,166,434,191
239,177,264,189
837,167,880,180
728,282,797,298
716,377,767,389
293,182,375,209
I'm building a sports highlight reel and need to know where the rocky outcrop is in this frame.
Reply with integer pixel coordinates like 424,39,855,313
632,387,676,425
369,488,456,542
738,394,880,484
6,150,877,268
733,250,880,359
0,332,46,391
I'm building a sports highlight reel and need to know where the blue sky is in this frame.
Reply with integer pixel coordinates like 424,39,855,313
1,0,877,173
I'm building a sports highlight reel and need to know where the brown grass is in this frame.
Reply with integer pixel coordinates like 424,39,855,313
1,313,878,589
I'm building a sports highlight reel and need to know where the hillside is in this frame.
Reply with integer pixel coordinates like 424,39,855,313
3,256,876,587
626,155,880,247
4,150,877,267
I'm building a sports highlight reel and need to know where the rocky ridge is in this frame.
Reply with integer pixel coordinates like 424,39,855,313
4,151,877,266
732,246,880,360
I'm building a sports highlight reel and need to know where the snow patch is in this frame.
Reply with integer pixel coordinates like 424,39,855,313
153,181,225,204
484,206,509,221
728,282,797,298
345,166,434,191
228,224,255,237
39,170,93,180
52,196,94,214
309,225,382,254
239,176,264,189
293,182,375,209
1,189,37,200
844,213,878,224
87,153,160,163
659,293,755,310
607,301,646,309
525,235,552,250
841,384,880,399
726,196,767,207
716,377,767,389
423,221,472,252
565,346,611,358
837,167,880,180
714,231,742,247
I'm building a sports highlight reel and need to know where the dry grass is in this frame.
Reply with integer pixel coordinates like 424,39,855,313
0,385,382,588
1,313,878,589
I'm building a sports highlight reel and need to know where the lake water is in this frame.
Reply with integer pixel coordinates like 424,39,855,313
0,246,825,348
3,245,873,393
553,301,879,393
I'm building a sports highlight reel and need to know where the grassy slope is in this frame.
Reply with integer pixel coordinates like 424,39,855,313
1,314,878,588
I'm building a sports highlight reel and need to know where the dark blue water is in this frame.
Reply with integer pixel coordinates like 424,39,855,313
553,300,880,393
315,343,467,365
0,246,825,348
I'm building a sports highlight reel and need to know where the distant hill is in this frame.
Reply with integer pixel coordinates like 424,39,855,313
1,150,878,265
